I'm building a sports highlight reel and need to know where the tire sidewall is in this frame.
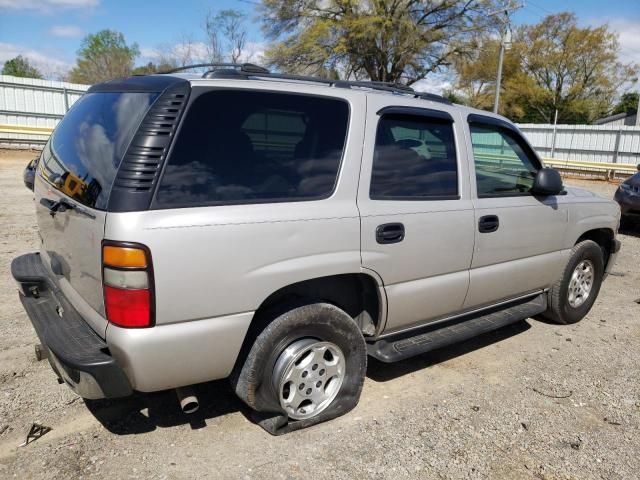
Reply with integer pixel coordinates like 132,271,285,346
235,303,367,419
557,241,604,324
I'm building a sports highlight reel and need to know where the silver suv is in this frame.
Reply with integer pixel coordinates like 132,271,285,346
12,64,621,434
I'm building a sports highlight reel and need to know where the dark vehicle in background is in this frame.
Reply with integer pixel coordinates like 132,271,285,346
614,171,640,221
23,157,38,191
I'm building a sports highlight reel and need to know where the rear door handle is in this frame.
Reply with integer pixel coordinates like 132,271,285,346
376,223,405,244
478,215,499,233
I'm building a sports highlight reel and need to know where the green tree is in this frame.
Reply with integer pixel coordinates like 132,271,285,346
68,30,139,84
260,0,501,82
2,55,43,78
451,37,522,110
452,13,637,124
612,92,639,115
511,13,636,123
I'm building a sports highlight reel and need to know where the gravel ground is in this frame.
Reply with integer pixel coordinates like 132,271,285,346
1,149,639,479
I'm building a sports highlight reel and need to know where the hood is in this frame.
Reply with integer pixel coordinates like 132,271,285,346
564,186,599,198
623,172,640,187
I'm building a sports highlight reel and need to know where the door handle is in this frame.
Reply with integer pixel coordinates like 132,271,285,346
376,223,405,244
478,215,499,233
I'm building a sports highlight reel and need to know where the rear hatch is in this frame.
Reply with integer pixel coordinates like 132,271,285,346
35,90,159,337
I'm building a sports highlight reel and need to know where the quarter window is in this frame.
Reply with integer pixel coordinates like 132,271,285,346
39,92,158,209
470,125,540,197
370,114,458,200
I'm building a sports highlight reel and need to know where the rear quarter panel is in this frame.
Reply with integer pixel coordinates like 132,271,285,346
104,87,366,325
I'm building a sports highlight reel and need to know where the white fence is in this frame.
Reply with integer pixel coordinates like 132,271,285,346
0,75,88,148
518,123,640,166
1,75,639,170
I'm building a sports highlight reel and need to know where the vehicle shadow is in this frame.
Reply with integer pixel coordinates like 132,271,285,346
86,321,532,435
85,379,249,435
619,218,640,238
366,320,531,382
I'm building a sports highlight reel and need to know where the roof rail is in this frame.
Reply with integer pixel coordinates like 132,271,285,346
414,92,453,106
162,63,270,74
161,63,453,105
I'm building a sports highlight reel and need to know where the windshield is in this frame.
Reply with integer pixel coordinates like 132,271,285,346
40,92,158,209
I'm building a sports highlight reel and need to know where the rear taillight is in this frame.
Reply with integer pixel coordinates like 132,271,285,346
102,242,154,328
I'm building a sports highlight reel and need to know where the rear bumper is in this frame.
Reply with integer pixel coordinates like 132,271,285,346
11,253,132,399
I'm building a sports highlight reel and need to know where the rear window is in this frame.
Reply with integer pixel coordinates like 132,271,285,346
40,92,158,209
154,90,349,208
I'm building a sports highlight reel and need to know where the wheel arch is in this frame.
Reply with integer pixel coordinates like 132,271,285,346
575,227,615,266
232,272,384,375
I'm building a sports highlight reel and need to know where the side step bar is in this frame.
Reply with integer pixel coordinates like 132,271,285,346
367,294,547,363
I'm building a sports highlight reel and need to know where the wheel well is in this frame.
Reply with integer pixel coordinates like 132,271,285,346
576,228,614,264
254,273,381,337
231,274,382,377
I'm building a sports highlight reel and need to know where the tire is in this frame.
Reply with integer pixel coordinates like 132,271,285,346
230,302,367,434
543,240,604,325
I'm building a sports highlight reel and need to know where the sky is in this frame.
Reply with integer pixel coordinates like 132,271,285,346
1,0,640,89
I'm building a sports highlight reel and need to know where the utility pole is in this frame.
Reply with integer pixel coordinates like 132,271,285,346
490,1,523,114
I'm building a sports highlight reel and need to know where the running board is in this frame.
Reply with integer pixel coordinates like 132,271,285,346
367,294,547,363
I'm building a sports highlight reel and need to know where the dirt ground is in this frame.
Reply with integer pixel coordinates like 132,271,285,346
1,149,639,479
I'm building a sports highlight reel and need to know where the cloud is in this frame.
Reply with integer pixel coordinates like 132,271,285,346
608,19,640,66
0,42,71,79
239,42,266,64
0,0,98,12
49,25,84,38
411,73,454,95
140,41,267,66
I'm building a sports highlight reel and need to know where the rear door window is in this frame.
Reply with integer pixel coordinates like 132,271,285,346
370,114,458,200
40,92,158,209
154,90,350,208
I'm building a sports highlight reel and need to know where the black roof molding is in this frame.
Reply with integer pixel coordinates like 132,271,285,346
377,106,453,122
88,75,189,94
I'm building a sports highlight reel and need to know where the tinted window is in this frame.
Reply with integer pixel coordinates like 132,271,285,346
154,90,349,207
470,125,540,197
370,114,458,199
40,92,158,209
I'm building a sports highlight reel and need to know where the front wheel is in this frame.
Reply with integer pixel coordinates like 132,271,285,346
231,302,367,434
543,240,604,325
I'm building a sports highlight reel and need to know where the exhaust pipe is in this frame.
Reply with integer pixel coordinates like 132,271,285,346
175,386,199,414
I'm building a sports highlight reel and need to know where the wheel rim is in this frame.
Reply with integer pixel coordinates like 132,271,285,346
567,259,595,308
273,338,345,420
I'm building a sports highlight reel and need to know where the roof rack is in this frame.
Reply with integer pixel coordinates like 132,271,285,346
161,63,270,75
161,63,452,105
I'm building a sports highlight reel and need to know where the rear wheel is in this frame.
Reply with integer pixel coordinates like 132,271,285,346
543,240,604,325
231,302,367,434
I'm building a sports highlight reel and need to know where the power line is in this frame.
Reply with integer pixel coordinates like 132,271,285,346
526,0,553,15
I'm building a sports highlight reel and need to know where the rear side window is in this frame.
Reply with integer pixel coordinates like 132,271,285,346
40,92,158,209
154,90,349,208
370,114,458,200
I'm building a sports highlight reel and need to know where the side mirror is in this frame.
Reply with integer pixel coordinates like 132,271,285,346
531,168,563,196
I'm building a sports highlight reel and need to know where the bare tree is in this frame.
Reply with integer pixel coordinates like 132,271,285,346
203,9,248,63
204,10,224,63
175,33,197,67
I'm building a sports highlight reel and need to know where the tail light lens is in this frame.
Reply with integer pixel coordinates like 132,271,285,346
102,242,154,328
